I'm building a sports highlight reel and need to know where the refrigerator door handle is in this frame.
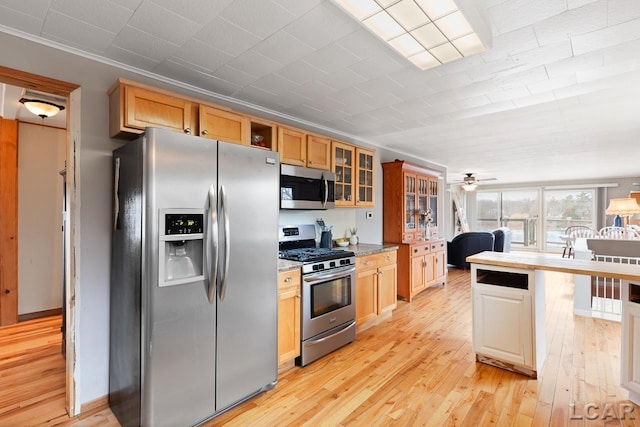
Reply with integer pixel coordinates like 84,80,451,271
218,185,231,301
207,184,218,304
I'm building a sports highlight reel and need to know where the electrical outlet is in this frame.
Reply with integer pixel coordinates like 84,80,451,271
366,211,373,220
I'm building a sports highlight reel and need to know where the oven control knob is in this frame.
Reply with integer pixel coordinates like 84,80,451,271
330,261,336,268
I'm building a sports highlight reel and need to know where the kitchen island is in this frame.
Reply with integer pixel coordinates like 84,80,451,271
467,251,640,405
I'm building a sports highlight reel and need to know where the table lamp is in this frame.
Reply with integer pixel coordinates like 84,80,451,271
605,198,640,238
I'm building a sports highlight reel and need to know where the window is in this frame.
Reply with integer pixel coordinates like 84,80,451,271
543,189,596,252
474,187,597,252
477,190,539,249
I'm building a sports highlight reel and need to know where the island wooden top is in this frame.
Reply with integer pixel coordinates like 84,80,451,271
467,251,640,281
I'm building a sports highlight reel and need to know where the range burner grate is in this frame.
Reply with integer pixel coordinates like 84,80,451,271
279,247,353,263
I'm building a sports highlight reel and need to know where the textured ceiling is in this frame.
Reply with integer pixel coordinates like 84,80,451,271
1,0,639,185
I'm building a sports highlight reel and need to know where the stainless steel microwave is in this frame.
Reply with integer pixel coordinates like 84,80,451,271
280,164,335,210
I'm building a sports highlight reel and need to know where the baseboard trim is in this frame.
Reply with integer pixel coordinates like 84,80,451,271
80,395,109,416
18,308,62,322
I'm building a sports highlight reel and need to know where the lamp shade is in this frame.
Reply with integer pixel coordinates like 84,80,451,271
605,198,640,216
19,97,65,119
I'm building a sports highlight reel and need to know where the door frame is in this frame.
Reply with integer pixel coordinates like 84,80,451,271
0,65,80,416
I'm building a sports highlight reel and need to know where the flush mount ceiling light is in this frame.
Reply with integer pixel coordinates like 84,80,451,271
19,97,65,119
333,0,492,70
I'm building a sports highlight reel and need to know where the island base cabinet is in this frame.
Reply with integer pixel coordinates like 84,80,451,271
621,281,640,404
471,264,545,378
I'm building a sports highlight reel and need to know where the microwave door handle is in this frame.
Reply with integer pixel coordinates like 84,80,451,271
218,185,231,301
207,184,218,304
322,174,328,208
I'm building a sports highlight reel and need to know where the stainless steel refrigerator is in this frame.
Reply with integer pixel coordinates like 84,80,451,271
109,127,279,426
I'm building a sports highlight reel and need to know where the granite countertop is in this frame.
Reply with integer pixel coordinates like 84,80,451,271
278,259,302,272
277,243,399,272
342,243,399,256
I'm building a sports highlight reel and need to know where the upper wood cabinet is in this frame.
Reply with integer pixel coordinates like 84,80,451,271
332,141,355,207
278,127,331,170
250,118,277,151
382,160,440,243
278,127,306,166
332,141,375,208
356,148,374,207
199,105,248,145
306,135,331,170
109,83,196,139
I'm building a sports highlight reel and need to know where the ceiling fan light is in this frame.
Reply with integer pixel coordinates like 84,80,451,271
19,97,65,119
462,182,478,192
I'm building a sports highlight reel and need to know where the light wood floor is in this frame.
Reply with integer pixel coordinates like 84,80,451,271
2,269,639,426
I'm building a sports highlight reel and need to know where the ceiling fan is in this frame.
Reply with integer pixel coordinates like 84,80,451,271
454,173,497,192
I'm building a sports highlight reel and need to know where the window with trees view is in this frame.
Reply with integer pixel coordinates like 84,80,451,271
476,188,596,251
544,189,595,251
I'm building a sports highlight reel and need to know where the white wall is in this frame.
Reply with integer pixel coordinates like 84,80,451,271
17,123,66,314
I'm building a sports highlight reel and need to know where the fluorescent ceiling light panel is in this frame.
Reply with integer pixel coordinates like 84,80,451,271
415,0,458,20
408,50,440,70
430,42,462,63
435,10,473,39
338,0,381,20
333,0,491,71
452,33,485,56
411,23,447,49
387,0,429,32
364,10,405,40
389,33,425,56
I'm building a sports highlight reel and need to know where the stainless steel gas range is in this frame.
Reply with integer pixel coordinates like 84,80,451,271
279,224,356,366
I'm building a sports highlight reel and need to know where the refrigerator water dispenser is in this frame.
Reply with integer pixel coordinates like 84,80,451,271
159,210,205,287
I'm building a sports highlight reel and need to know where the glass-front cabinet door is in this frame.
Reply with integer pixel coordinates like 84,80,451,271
356,148,374,207
404,173,417,240
417,177,429,231
429,178,438,227
332,141,354,207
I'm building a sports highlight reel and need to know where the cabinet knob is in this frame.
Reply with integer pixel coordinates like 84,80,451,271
413,249,418,253
284,277,292,283
3,289,9,294
296,294,301,299
364,260,370,265
309,160,313,165
386,255,390,261
184,127,191,134
202,130,209,135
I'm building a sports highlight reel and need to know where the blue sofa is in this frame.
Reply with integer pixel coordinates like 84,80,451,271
492,227,512,252
447,231,495,269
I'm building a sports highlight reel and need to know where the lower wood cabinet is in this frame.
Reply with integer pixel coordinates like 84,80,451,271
355,251,397,329
278,269,301,364
397,238,446,301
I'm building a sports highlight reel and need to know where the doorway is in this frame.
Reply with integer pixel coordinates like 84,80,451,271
0,65,79,416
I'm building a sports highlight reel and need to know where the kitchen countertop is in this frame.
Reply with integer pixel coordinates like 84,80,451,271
277,243,399,272
467,250,640,281
342,243,399,257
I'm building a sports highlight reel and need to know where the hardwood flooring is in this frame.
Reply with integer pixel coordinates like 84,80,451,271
2,269,639,426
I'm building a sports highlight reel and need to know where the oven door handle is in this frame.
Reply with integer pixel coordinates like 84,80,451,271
303,266,355,283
